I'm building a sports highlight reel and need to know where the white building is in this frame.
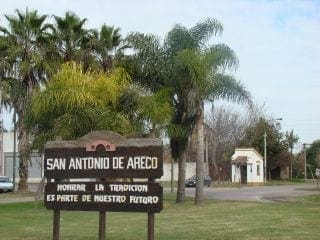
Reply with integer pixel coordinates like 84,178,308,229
231,148,264,184
1,131,43,182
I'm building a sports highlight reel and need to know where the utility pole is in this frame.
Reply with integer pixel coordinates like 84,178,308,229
290,147,293,180
264,131,267,183
13,112,17,191
303,143,307,182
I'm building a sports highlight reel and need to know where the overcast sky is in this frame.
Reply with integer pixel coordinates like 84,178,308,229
1,0,319,148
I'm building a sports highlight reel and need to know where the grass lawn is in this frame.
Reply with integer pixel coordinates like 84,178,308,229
0,193,320,240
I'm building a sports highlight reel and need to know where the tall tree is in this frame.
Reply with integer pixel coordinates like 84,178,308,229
93,24,122,72
165,20,251,204
0,9,52,190
306,140,320,178
240,117,290,179
285,130,299,179
124,18,251,204
206,105,248,179
53,11,89,63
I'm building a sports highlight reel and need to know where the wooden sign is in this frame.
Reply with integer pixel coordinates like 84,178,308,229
44,132,163,179
44,131,163,240
45,182,163,212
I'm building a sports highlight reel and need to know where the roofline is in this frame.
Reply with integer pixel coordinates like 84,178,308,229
234,147,264,160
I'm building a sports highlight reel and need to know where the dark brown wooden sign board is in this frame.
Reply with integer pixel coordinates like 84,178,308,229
43,131,163,240
45,182,163,212
44,132,163,179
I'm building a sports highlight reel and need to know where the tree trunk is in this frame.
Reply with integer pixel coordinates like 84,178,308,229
18,124,30,191
176,150,186,203
171,157,174,193
195,107,204,205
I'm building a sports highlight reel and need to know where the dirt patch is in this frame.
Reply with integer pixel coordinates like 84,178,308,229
0,191,40,204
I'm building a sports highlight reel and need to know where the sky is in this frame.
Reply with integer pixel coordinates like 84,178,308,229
1,0,320,148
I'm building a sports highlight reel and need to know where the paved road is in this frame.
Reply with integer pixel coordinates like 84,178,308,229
167,183,319,202
1,183,318,204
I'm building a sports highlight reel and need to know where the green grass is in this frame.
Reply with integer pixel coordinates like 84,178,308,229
0,194,320,239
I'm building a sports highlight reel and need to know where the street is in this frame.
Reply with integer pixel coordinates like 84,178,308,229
167,183,318,202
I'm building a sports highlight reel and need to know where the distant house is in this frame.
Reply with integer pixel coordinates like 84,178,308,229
1,131,43,182
231,148,264,184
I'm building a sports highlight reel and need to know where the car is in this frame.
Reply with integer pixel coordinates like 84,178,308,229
0,176,14,193
185,175,212,187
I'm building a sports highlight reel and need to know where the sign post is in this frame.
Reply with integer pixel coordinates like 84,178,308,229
53,209,60,240
99,211,106,240
44,131,163,240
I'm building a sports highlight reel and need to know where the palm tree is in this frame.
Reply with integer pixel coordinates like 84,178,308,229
93,24,122,72
285,130,299,179
28,62,133,148
0,9,52,190
166,20,251,204
28,62,172,151
124,18,251,204
53,11,89,63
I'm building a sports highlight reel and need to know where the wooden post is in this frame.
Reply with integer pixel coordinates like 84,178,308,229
53,178,61,240
148,212,154,240
53,210,60,240
98,211,106,240
148,178,155,240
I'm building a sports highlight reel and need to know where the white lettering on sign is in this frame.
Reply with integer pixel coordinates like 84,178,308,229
109,184,148,192
46,158,66,170
57,184,86,192
127,156,158,169
129,196,159,204
46,156,159,170
112,157,124,169
95,184,104,191
68,157,110,170
56,194,78,202
46,194,55,201
82,195,92,202
93,195,126,203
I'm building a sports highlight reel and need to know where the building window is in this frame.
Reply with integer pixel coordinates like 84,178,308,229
257,165,260,176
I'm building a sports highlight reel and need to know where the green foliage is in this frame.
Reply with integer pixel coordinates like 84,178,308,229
53,11,89,62
27,62,133,150
0,9,53,104
306,140,320,175
138,88,173,137
124,17,251,160
285,130,299,151
240,117,289,172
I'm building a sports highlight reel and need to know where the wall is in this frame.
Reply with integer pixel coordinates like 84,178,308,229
160,162,196,181
2,132,43,182
246,161,264,183
231,164,241,183
4,153,43,182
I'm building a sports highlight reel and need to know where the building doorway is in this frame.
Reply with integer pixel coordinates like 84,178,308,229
240,165,247,184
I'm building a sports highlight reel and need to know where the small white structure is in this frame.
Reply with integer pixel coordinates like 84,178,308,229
231,148,264,184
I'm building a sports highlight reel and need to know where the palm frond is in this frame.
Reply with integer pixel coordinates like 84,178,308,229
207,73,252,105
190,18,223,46
205,44,239,71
